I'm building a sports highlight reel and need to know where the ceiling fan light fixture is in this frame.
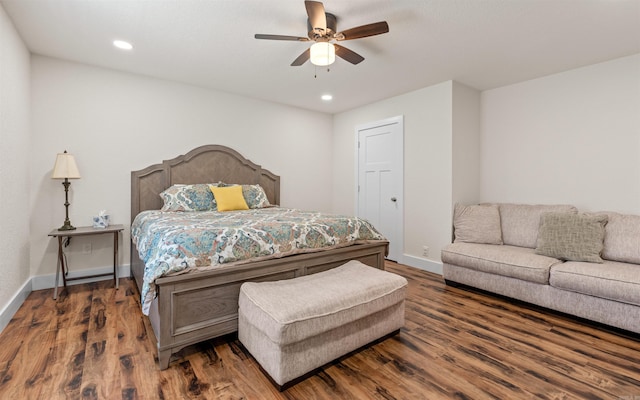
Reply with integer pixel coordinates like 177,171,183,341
310,42,335,66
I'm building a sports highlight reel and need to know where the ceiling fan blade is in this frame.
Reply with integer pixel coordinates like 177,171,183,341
335,21,389,40
255,34,309,41
305,1,326,35
334,44,364,65
291,48,311,66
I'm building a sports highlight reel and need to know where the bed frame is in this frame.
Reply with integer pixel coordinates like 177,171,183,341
130,144,389,369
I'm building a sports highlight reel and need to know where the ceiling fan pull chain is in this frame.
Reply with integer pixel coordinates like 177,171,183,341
326,43,331,73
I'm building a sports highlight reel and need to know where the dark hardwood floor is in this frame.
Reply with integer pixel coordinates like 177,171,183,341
1,261,639,399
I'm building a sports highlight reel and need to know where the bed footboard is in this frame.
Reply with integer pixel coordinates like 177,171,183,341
139,241,388,369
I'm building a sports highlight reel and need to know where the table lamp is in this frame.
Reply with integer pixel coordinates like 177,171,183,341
52,150,81,231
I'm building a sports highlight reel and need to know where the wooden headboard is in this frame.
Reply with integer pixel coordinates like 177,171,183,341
131,145,280,222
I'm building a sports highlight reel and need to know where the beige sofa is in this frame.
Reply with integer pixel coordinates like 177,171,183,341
441,203,640,334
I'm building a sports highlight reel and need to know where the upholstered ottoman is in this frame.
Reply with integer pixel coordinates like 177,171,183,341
238,260,408,389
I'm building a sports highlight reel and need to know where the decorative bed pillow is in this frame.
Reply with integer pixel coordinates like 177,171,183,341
160,183,218,212
453,204,503,245
535,212,608,263
242,184,271,209
210,185,249,211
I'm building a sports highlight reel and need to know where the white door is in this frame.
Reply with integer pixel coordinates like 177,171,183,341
356,116,403,262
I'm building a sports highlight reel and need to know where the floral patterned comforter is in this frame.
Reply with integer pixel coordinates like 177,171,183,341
131,208,386,315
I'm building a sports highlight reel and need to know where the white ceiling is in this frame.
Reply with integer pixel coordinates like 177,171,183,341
2,0,639,114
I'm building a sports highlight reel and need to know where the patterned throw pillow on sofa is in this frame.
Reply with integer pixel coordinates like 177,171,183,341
535,212,608,263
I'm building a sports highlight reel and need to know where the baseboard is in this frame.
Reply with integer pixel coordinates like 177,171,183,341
31,264,131,290
400,254,443,275
0,279,32,334
0,265,132,335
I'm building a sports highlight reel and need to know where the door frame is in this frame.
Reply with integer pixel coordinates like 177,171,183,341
354,115,404,263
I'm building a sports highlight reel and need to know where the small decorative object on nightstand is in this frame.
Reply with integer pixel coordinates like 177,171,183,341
92,210,110,228
51,150,81,231
48,224,124,299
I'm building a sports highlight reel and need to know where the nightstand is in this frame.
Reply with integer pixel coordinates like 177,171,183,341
48,224,124,299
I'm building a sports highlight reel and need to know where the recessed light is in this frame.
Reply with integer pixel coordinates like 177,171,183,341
113,40,133,50
321,94,333,101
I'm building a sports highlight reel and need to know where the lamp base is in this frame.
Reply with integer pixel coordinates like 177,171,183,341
58,221,76,231
58,179,76,231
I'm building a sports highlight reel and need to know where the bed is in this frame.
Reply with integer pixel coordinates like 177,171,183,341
130,144,389,369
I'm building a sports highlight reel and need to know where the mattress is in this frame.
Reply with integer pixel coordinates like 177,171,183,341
131,207,386,314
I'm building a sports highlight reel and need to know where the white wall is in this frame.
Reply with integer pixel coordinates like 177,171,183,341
333,81,455,272
0,4,31,329
452,81,481,207
30,56,333,282
481,54,640,213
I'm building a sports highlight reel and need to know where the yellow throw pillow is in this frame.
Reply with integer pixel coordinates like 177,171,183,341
209,185,249,212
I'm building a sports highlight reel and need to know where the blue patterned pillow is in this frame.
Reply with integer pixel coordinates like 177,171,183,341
160,183,219,212
242,184,271,209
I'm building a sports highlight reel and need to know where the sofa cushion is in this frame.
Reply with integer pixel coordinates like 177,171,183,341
441,242,561,284
535,212,608,263
600,212,640,264
550,261,640,306
498,203,578,248
453,204,502,245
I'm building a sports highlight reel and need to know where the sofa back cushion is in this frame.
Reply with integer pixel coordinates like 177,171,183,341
498,203,578,248
453,204,503,245
601,212,640,264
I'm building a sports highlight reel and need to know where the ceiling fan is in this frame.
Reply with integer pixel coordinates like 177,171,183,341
254,1,389,66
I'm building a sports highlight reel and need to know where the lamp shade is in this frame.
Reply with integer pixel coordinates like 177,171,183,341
310,42,335,66
52,151,81,179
